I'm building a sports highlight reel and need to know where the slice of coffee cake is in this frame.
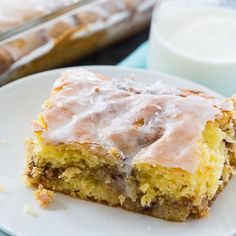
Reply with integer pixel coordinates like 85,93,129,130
25,69,236,221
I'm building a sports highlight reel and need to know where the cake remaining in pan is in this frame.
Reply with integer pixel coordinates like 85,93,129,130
0,0,154,85
0,0,75,32
25,69,236,222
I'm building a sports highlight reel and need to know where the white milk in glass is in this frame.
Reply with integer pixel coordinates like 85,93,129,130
148,1,236,96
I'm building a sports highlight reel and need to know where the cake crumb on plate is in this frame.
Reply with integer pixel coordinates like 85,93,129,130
0,139,7,145
23,204,37,217
34,185,55,208
0,183,4,192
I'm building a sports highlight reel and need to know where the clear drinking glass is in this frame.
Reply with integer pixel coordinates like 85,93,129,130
148,0,236,96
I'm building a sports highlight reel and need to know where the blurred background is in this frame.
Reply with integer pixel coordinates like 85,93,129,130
2,0,235,95
0,0,155,86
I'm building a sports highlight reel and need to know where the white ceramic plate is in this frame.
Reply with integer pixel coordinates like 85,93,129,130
0,66,235,236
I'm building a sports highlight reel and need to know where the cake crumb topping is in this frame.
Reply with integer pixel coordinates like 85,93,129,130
34,185,55,209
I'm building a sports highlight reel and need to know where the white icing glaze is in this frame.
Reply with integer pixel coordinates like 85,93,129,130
217,100,234,111
36,69,233,173
31,120,43,132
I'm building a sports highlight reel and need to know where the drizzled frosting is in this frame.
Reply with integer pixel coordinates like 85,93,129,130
34,69,233,173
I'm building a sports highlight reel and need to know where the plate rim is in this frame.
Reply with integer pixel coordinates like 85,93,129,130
0,66,223,98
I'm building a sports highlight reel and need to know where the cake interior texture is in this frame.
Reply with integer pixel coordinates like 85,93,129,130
25,69,236,222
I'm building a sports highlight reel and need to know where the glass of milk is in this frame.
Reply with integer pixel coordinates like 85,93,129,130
148,0,236,96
